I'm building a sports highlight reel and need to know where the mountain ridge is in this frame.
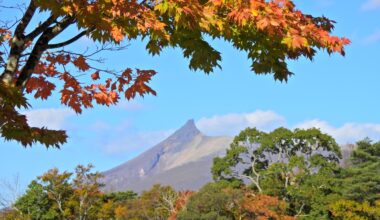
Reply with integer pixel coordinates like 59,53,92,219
102,120,233,192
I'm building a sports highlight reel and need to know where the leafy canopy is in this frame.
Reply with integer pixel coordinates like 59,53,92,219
0,0,349,148
338,139,380,204
212,127,343,217
14,164,104,220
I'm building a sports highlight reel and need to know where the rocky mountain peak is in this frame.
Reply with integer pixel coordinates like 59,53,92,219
168,119,201,141
102,119,233,192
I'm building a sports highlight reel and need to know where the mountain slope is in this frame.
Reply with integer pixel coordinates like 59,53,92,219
102,120,355,192
102,120,232,192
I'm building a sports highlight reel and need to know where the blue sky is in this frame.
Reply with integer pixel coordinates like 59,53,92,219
1,0,380,194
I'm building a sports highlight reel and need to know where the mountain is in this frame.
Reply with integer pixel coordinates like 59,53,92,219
102,119,233,192
102,120,356,192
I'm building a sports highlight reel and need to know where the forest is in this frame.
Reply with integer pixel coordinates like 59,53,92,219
1,128,379,220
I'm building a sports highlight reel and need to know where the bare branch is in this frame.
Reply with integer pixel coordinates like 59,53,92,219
47,27,95,49
0,174,22,209
0,18,22,30
0,2,27,14
50,43,129,62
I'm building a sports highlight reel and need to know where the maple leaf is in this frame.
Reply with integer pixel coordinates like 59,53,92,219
111,26,124,42
0,0,350,148
25,77,56,100
73,56,90,72
91,71,100,80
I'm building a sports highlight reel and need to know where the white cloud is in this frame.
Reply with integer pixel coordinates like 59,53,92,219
361,0,380,11
196,110,286,136
86,111,380,157
295,119,380,144
195,111,380,144
363,30,380,44
23,108,74,130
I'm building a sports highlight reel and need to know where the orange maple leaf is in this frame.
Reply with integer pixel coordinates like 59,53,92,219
91,71,100,80
73,56,90,71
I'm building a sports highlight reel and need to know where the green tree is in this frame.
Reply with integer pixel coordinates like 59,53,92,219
14,180,56,219
212,127,342,217
339,139,380,204
103,191,138,203
177,182,241,220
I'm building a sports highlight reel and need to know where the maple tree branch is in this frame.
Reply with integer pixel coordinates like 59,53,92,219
47,27,95,49
13,0,36,38
50,43,129,63
0,18,22,30
0,1,27,13
25,14,57,41
0,1,36,85
295,203,306,217
16,16,75,87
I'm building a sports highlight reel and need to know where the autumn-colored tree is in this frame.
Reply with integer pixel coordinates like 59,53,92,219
177,182,244,219
38,168,73,219
167,191,194,220
329,200,380,220
0,208,24,220
114,184,177,220
13,164,107,220
241,193,295,220
177,182,295,220
0,0,349,148
67,164,104,220
97,190,138,219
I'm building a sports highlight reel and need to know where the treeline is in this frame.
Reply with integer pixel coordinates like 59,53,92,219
1,127,379,220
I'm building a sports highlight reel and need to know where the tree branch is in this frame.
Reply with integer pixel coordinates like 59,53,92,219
0,1,36,85
13,0,36,38
16,16,75,87
25,14,57,41
47,27,95,49
239,173,262,193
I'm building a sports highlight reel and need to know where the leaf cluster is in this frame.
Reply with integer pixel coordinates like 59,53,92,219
1,0,349,147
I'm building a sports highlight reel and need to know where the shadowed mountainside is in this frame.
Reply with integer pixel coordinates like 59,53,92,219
102,120,232,192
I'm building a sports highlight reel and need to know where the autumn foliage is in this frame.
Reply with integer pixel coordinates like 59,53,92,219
167,191,194,220
2,137,379,219
241,194,295,220
0,0,349,147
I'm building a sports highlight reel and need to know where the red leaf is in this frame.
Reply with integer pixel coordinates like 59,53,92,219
91,71,100,80
73,56,90,71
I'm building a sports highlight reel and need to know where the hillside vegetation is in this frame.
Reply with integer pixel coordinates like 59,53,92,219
1,127,379,220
